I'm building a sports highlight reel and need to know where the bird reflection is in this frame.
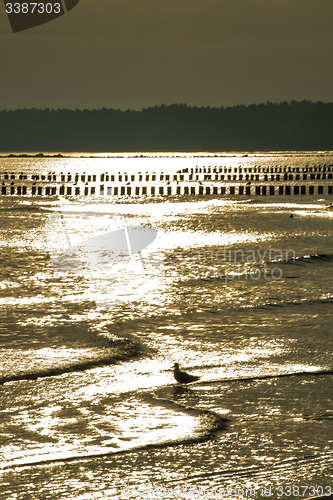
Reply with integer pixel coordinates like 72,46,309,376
172,385,192,400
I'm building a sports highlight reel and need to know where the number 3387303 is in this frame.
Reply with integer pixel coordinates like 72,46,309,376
5,3,62,14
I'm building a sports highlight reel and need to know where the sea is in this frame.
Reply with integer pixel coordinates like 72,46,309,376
0,152,332,500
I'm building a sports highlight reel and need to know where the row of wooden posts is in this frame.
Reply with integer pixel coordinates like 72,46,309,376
1,182,333,197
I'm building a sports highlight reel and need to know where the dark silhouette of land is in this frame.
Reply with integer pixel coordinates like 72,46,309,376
0,101,332,152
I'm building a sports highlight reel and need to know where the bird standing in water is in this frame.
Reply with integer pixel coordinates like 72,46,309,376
173,363,200,384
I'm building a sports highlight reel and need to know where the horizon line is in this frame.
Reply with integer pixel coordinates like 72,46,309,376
1,99,333,113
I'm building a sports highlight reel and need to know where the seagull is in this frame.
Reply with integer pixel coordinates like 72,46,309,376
173,363,200,384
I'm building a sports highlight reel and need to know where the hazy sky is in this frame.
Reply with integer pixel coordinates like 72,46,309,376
1,0,332,110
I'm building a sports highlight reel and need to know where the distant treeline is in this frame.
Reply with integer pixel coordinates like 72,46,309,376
0,101,332,152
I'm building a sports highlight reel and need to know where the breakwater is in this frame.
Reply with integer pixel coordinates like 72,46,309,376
1,162,333,197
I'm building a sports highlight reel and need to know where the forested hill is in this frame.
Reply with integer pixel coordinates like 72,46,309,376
0,101,332,152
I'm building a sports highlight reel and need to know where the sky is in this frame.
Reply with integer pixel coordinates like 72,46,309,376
0,0,332,110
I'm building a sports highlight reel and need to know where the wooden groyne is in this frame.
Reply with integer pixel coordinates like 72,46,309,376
1,163,333,197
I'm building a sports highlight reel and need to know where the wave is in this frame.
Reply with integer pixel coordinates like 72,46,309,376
165,451,333,484
1,395,228,471
196,254,333,283
271,253,333,265
1,367,332,471
0,339,142,385
200,294,333,313
2,366,332,471
303,412,333,421
0,204,52,213
195,368,333,385
253,296,333,311
257,296,333,310
195,254,333,287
